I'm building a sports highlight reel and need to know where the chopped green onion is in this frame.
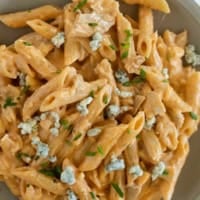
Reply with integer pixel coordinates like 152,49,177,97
89,192,97,200
23,41,32,46
121,51,129,59
162,79,169,83
103,95,108,104
136,134,141,140
88,23,98,27
3,97,17,108
16,152,30,160
74,0,88,12
111,183,124,198
21,85,30,94
124,29,133,39
73,133,82,141
55,69,62,74
97,145,104,156
140,68,146,80
127,129,132,134
85,151,97,157
109,44,117,51
38,165,61,179
189,112,198,120
89,90,95,98
162,169,169,176
60,119,70,130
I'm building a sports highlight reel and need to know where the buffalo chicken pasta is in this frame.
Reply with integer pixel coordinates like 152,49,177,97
0,0,200,199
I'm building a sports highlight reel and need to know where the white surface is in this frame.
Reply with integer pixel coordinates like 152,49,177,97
0,0,200,200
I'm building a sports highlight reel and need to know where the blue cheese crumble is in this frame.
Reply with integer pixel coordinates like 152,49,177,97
48,155,57,163
87,128,102,137
50,127,59,136
107,105,121,118
115,69,129,84
51,32,65,48
145,116,156,130
18,119,37,135
76,97,93,116
152,161,166,181
61,166,76,185
115,88,133,98
31,136,49,158
67,190,78,200
129,165,144,177
106,156,125,172
89,32,103,51
185,44,200,66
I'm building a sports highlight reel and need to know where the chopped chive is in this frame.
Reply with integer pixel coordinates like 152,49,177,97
16,152,30,160
189,112,198,120
162,169,169,176
40,162,49,168
73,133,82,141
124,29,133,39
120,42,130,50
127,129,132,134
136,134,141,140
89,90,95,98
85,151,97,156
3,97,17,108
103,95,108,104
121,51,129,59
88,22,98,27
111,183,124,198
60,119,70,130
162,79,169,83
140,68,146,80
97,145,104,156
38,165,61,179
109,44,117,51
23,41,32,46
74,0,88,12
89,192,97,200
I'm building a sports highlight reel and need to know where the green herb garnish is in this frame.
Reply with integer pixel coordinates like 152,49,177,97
123,69,146,86
89,192,97,200
109,44,117,51
88,22,98,27
66,140,73,146
162,169,169,176
21,85,30,94
55,69,62,74
89,90,95,98
111,183,124,198
121,51,129,59
189,112,198,120
38,165,61,179
97,145,104,156
60,119,70,130
3,97,17,108
85,151,97,157
16,152,30,160
124,29,133,39
23,41,32,46
162,79,169,83
73,133,82,141
103,95,108,104
74,0,88,12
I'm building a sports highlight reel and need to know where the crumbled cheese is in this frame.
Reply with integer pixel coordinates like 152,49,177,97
48,155,57,163
162,68,169,80
185,44,200,66
50,127,59,136
40,113,48,121
115,88,133,98
120,106,130,113
129,165,144,177
50,112,60,123
115,69,129,84
31,136,49,158
51,32,65,48
18,119,37,135
54,121,61,128
34,116,40,122
145,116,156,130
18,73,26,87
89,32,103,51
61,166,76,185
152,161,166,181
106,156,125,172
107,105,121,118
87,128,102,137
67,190,78,200
76,97,93,116
22,156,31,164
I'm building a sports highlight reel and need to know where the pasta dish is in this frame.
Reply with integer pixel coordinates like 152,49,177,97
0,0,199,199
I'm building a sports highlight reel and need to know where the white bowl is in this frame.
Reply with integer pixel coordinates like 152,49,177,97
0,0,200,199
